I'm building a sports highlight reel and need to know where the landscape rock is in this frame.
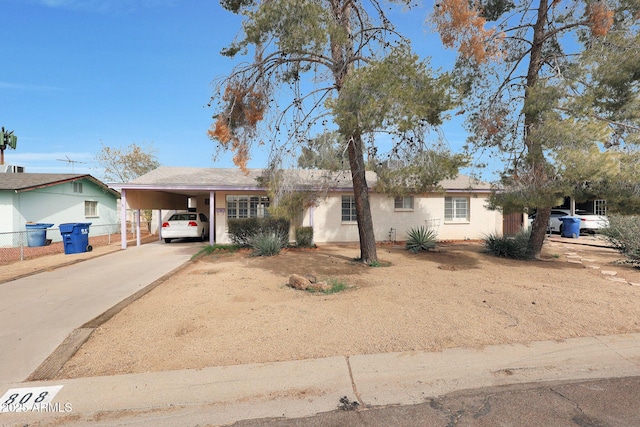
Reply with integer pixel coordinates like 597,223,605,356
304,273,318,284
289,274,312,290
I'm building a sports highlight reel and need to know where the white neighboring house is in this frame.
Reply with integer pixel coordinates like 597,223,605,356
119,167,502,247
0,171,120,242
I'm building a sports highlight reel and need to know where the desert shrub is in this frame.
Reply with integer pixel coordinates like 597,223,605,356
484,229,530,260
405,226,437,253
249,230,288,256
227,218,260,247
295,226,314,248
600,215,640,266
228,218,290,248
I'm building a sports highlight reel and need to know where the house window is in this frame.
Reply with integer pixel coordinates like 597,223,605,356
342,195,357,222
594,199,607,216
73,182,83,193
226,195,270,219
444,197,469,222
85,201,98,217
394,196,414,210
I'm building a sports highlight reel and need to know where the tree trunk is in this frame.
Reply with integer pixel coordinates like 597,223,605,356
523,0,551,259
329,0,377,264
528,205,550,258
347,133,378,264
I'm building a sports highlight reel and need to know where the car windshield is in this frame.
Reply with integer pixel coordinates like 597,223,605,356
169,213,196,221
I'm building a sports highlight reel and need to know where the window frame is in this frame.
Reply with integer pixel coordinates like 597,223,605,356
444,196,469,223
84,200,98,217
226,195,270,219
73,181,83,194
341,195,357,222
394,196,414,211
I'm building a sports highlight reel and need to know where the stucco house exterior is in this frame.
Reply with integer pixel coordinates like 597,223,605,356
120,166,502,248
0,172,120,243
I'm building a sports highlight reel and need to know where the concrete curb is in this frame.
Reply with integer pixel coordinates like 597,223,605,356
2,333,640,426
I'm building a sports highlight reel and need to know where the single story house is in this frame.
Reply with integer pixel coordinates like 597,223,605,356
119,166,502,248
0,172,120,244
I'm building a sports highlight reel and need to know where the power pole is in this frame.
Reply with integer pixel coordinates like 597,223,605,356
0,127,18,165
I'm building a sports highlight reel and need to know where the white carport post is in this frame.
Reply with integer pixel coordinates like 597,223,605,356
136,209,141,246
120,189,128,249
209,190,215,245
309,205,314,227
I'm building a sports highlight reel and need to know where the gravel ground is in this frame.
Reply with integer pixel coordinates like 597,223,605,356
49,237,640,379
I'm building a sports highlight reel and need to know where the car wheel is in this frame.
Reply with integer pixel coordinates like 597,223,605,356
559,224,564,236
165,238,172,243
201,229,206,242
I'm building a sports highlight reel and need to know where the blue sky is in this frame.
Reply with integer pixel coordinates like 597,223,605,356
1,0,474,181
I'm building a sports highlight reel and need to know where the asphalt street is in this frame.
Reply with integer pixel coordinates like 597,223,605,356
230,376,640,427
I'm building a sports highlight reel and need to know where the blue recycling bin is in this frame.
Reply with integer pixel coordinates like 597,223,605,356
59,223,93,254
560,216,581,238
25,223,54,247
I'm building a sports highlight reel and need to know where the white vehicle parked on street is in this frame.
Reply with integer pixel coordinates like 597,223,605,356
528,209,609,235
161,212,209,243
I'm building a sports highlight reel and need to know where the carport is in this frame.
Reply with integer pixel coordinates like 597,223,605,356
118,167,267,249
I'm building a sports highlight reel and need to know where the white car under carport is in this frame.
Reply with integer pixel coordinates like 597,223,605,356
161,212,209,243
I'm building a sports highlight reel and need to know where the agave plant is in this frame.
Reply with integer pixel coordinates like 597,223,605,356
406,226,437,254
249,231,287,257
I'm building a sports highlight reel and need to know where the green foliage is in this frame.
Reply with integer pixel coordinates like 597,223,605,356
599,215,640,266
249,231,287,257
306,278,350,295
374,149,469,197
483,230,531,260
297,131,349,171
405,226,437,254
295,226,314,248
228,218,290,248
234,0,332,64
193,244,240,259
331,45,454,136
270,191,317,222
479,0,515,21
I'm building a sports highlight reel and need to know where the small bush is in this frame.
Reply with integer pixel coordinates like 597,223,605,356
406,226,437,253
295,226,314,248
228,218,290,248
484,230,530,260
249,231,287,257
600,215,640,266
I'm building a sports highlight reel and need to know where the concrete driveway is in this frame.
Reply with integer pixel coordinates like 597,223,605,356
0,241,202,383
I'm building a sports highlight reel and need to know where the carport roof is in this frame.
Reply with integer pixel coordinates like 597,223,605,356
121,166,492,193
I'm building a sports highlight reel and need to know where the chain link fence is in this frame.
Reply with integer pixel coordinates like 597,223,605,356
0,223,136,264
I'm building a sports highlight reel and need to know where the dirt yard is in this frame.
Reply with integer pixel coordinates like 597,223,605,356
54,238,640,379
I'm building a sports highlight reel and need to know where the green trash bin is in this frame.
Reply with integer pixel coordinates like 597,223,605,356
25,223,54,247
59,223,93,254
